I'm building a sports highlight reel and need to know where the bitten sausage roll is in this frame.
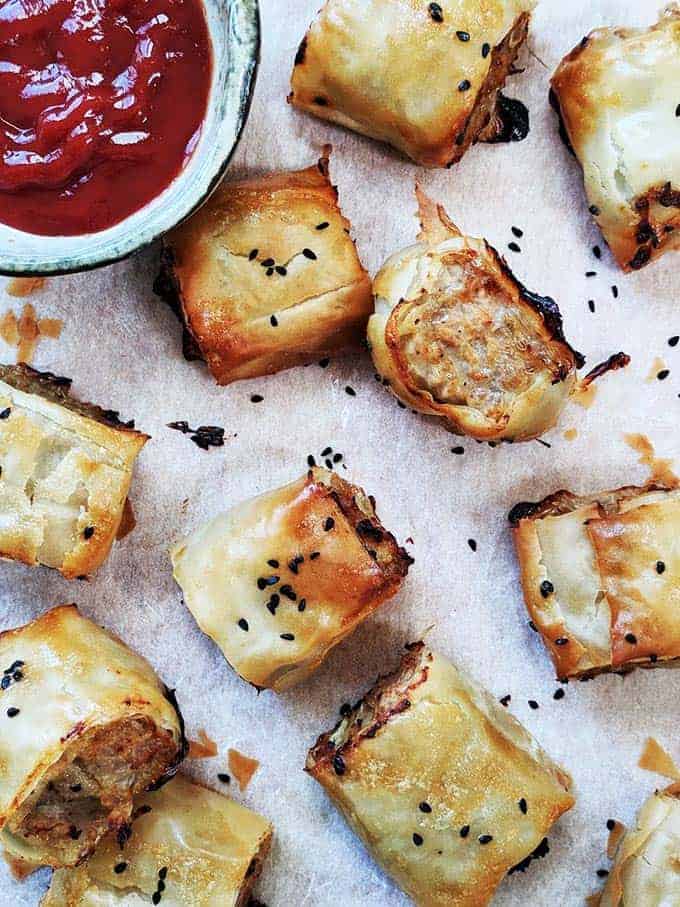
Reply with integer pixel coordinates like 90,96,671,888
289,0,536,168
369,190,588,442
0,363,147,578
306,642,574,907
154,149,373,384
171,468,412,692
511,482,680,680
0,605,186,868
43,773,273,906
551,6,680,272
600,785,680,906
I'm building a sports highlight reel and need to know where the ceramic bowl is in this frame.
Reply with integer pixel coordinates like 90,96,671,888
0,0,260,276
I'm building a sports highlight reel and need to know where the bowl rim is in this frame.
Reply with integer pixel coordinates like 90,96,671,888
0,0,261,278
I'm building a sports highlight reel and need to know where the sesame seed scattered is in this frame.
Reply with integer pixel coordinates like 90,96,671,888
657,369,670,380
340,703,352,717
592,245,602,259
479,835,493,845
333,754,346,776
302,248,317,260
298,599,307,612
319,358,330,368
275,266,287,276
218,773,230,784
83,526,95,539
553,688,565,701
307,455,316,467
456,30,470,41
280,633,295,641
625,633,637,644
345,386,356,396
249,249,258,261
555,637,569,646
511,226,523,238
261,258,274,268
585,270,597,277
540,580,554,598
676,104,680,117
451,446,464,455
6,707,19,717
482,42,490,58
500,694,511,707
528,620,538,633
310,551,320,560
458,79,471,92
612,285,619,298
460,825,470,838
250,394,264,403
428,2,443,23
413,833,424,846
588,300,595,313
419,802,432,813
467,539,477,552
519,798,528,814
669,336,679,347
324,517,335,532
528,700,539,710
597,869,609,879
316,222,330,230
508,242,521,253
266,268,274,277
589,205,600,216
657,561,666,574
268,559,279,568
606,819,616,831
238,619,249,632
114,862,127,874
152,894,161,906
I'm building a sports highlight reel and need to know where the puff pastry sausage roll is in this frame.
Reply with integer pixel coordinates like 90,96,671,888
369,190,587,442
289,0,536,168
0,605,186,868
306,642,574,907
0,363,147,578
155,150,373,384
511,482,680,680
171,468,412,692
43,773,272,906
600,785,680,906
551,7,680,272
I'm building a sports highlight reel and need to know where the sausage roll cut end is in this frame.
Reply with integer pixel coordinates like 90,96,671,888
0,605,186,867
171,468,412,692
551,6,680,272
155,149,373,384
0,363,147,578
512,482,680,679
306,641,574,907
369,189,583,442
289,0,537,167
42,773,273,907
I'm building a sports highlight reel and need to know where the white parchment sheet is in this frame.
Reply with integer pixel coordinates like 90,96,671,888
1,1,678,904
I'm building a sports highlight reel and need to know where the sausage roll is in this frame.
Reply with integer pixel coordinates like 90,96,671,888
0,605,186,868
511,482,680,680
551,7,680,272
42,773,273,907
155,150,373,384
600,785,680,906
306,641,574,907
0,363,147,579
369,189,585,442
289,0,536,168
171,468,412,692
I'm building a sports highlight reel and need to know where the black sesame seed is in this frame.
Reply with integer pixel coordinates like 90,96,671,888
508,242,521,253
612,285,619,299
266,268,274,276
275,266,287,276
324,517,335,532
458,79,471,92
158,881,166,893
238,619,249,632
482,42,490,58
460,825,470,838
270,315,278,327
540,580,554,598
152,894,161,906
625,633,637,644
280,633,295,641
114,862,127,874
298,599,307,612
528,700,539,710
218,773,231,784
313,95,328,106
451,446,465,455
413,833,424,846
319,358,330,368
676,104,680,117
669,336,679,347
260,258,274,268
467,539,477,552
479,835,493,845
606,819,616,831
6,707,19,717
650,653,658,663
321,446,332,457
419,802,432,813
428,2,443,23
585,270,597,277
280,585,297,601
70,783,82,792
588,300,596,313
589,205,600,216
528,620,538,633
555,637,569,646
333,754,346,776
250,394,264,403
310,551,320,560
592,245,602,259
345,386,356,396
268,559,279,568
596,869,609,879
333,452,343,463
456,30,470,42
657,369,670,381
307,455,316,467
316,222,330,230
302,248,317,260
340,703,352,717
511,226,523,238
1,676,9,690
83,526,95,540
519,798,528,814
0,408,11,420
553,688,565,701
158,868,168,881
249,249,258,261
657,561,666,574
500,694,511,707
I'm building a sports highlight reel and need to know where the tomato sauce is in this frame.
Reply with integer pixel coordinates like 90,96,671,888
0,0,212,236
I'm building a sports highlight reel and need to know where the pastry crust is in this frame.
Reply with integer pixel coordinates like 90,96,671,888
511,483,680,679
0,605,186,868
42,773,273,907
0,364,147,578
368,189,583,441
171,468,412,692
551,5,680,272
289,0,536,168
306,642,574,907
600,784,680,906
156,150,373,384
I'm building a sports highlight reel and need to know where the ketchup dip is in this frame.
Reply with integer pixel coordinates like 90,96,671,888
0,0,212,236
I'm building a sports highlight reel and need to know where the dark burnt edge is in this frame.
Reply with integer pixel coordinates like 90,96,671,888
483,93,530,145
508,481,674,526
628,183,680,271
494,254,586,370
548,87,575,158
574,653,680,682
153,245,204,362
146,685,189,791
582,352,630,386
0,363,142,434
508,836,550,875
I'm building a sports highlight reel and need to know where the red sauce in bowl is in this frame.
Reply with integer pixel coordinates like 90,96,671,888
0,0,212,236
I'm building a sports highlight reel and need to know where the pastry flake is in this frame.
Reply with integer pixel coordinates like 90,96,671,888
511,483,680,679
0,605,186,867
0,363,147,578
289,0,537,168
171,468,412,692
551,6,680,272
306,641,574,907
155,149,373,384
42,773,272,907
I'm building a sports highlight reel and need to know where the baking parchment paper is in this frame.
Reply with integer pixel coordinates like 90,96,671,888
1,1,678,904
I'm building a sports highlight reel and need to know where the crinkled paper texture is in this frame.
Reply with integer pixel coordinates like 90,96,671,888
1,1,678,904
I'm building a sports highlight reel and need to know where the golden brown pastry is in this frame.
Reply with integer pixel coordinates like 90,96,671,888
551,6,680,272
289,0,536,168
171,468,412,692
306,641,574,907
155,149,373,384
0,605,186,868
511,482,680,679
369,189,588,442
0,363,147,579
600,785,680,906
42,773,272,906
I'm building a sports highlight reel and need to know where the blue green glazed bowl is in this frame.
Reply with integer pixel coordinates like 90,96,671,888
0,0,259,276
